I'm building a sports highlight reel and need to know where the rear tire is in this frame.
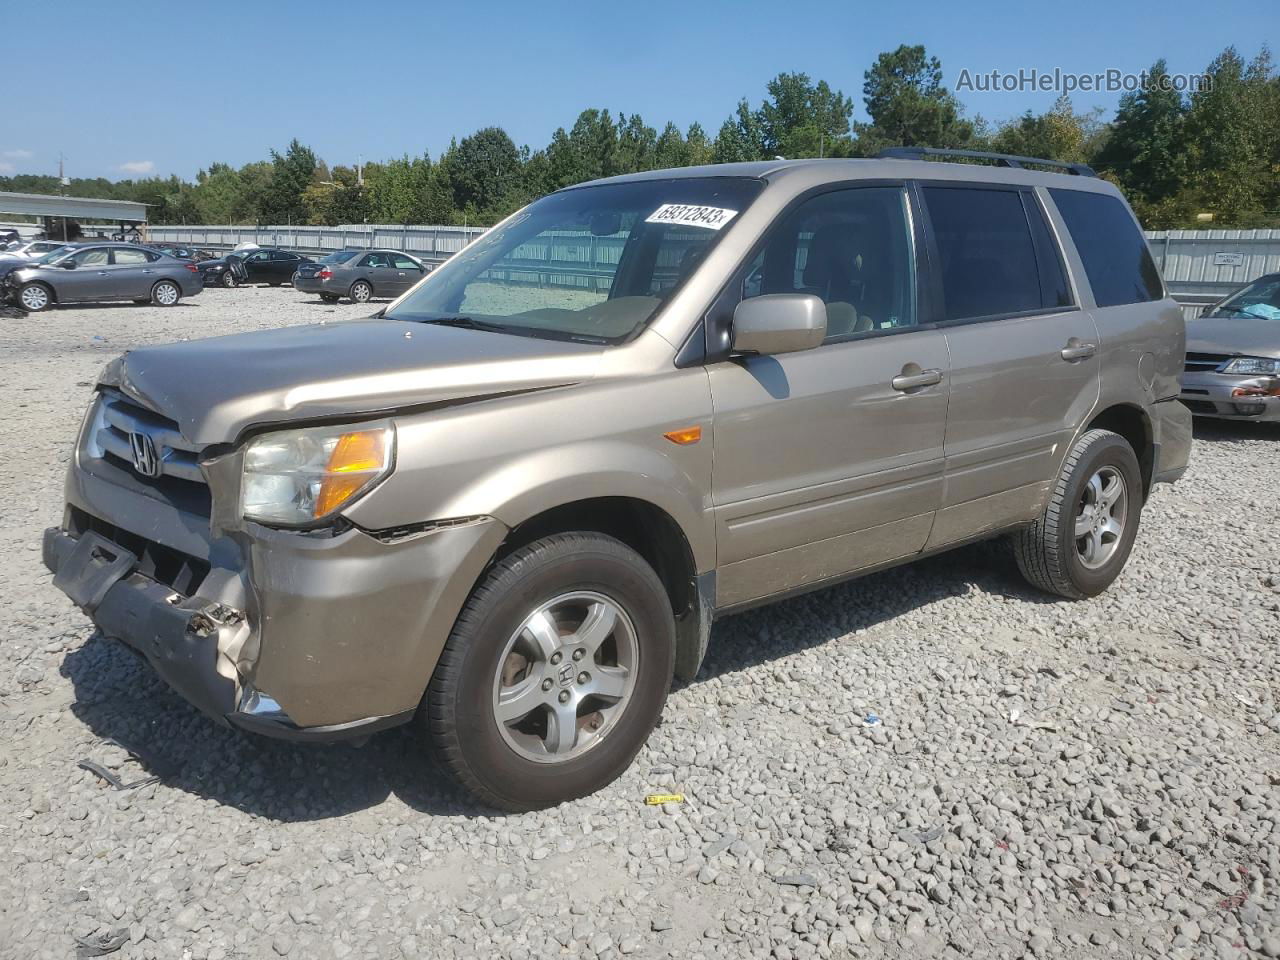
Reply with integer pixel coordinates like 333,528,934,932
151,280,180,307
18,282,52,312
425,532,675,811
1013,428,1142,599
349,280,373,303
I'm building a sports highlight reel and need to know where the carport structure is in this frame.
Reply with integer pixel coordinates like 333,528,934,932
0,191,147,241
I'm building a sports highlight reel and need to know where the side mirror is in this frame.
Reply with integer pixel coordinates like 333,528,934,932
731,294,827,356
59,260,77,269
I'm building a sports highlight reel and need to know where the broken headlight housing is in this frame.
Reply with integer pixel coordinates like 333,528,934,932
241,421,395,527
1222,357,1280,376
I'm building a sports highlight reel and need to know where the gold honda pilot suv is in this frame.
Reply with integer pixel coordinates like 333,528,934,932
44,149,1191,810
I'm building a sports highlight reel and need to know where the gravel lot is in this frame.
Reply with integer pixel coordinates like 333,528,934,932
2,286,1279,960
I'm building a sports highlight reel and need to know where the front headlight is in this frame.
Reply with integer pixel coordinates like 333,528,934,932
1222,357,1280,375
241,421,394,526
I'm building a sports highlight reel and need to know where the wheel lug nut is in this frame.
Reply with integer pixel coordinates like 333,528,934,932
550,652,562,665
578,672,589,685
558,690,570,703
541,678,553,691
572,648,585,661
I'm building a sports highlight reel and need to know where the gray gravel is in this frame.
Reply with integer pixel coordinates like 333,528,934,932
2,287,1279,960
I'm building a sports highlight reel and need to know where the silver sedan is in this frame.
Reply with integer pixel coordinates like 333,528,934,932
4,243,204,311
1180,273,1280,421
293,249,427,303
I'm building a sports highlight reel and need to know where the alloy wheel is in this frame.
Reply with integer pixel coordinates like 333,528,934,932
491,591,638,763
1075,466,1127,569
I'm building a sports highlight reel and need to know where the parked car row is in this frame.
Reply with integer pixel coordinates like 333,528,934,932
1,242,203,310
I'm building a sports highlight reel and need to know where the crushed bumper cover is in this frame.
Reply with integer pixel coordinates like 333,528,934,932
1179,372,1280,422
45,509,508,741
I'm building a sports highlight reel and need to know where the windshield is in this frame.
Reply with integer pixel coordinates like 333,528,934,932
32,245,75,265
1209,278,1280,321
320,250,361,264
386,177,763,342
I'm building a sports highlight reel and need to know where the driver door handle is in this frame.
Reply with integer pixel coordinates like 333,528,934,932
1060,341,1097,362
891,368,944,391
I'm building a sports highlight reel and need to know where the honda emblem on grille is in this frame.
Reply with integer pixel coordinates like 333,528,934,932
129,431,162,478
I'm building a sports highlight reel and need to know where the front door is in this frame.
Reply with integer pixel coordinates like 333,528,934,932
390,253,425,295
53,246,112,301
916,183,1100,548
707,184,949,609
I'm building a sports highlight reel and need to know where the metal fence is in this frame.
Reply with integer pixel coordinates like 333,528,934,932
138,223,1280,319
1147,229,1280,320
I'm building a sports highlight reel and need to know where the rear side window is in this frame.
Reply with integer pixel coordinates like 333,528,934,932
361,253,392,268
271,250,299,262
1049,189,1162,307
923,186,1067,321
112,248,150,265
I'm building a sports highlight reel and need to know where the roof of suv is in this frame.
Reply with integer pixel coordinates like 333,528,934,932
571,157,1120,196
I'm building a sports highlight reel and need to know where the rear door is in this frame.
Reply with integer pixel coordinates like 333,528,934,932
107,246,156,298
707,183,949,608
271,250,302,282
358,252,398,296
390,253,425,294
917,182,1099,548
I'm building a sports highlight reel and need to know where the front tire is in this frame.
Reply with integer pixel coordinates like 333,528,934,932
349,280,372,303
19,282,52,312
221,271,237,288
425,533,675,811
151,280,180,307
1014,428,1142,599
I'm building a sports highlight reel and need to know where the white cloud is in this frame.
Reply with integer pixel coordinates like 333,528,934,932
2,149,33,159
119,160,155,175
0,161,14,175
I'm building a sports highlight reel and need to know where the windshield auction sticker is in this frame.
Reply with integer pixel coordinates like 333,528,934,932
645,204,738,230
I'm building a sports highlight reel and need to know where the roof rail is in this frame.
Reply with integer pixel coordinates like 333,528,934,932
876,147,1097,178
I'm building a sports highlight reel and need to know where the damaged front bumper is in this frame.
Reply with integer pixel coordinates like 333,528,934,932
45,459,509,741
1179,371,1280,421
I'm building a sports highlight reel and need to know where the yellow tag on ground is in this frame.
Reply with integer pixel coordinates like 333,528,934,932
644,793,685,805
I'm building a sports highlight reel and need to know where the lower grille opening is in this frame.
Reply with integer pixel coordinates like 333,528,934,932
67,506,211,596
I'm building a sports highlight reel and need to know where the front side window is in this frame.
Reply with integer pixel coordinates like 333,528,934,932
741,186,917,338
71,248,109,267
923,186,1057,321
392,254,420,270
1049,188,1163,307
387,176,763,342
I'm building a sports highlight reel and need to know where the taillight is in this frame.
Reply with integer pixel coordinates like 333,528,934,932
318,268,332,280
185,263,198,272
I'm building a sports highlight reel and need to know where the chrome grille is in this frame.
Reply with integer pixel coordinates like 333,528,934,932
91,391,205,485
1184,353,1229,373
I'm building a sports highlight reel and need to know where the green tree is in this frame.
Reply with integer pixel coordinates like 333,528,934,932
653,122,688,169
855,44,974,152
992,95,1105,164
616,113,657,173
685,122,714,166
258,139,318,224
451,127,521,222
1092,60,1188,212
758,72,854,157
712,100,765,162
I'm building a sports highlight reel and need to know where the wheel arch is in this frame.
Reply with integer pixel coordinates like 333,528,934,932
1085,403,1154,496
492,495,708,683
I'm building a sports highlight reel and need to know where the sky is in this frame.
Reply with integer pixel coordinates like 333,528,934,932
2,0,1275,182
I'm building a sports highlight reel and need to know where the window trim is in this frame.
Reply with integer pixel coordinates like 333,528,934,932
914,179,1082,329
691,178,936,367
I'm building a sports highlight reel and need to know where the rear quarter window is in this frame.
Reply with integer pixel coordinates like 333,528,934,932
1049,189,1163,307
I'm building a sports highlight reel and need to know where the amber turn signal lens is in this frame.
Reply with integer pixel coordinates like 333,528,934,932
315,429,390,516
663,426,702,445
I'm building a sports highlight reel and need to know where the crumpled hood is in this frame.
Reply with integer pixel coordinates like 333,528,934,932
101,319,605,444
1186,316,1280,361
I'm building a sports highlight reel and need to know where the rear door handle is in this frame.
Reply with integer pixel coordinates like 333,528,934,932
1060,341,1097,362
891,368,943,391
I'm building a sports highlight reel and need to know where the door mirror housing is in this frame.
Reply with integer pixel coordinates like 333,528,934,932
59,259,77,269
731,294,827,356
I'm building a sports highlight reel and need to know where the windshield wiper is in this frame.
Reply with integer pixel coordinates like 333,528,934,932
408,314,507,332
